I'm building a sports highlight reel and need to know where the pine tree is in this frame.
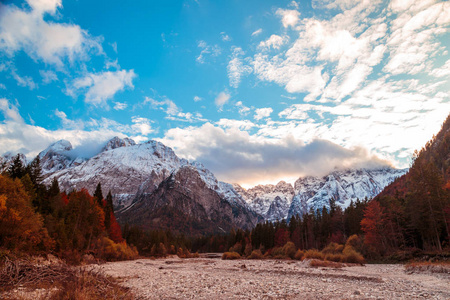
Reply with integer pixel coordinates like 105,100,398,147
48,177,60,198
28,156,43,185
7,154,25,179
93,183,104,207
105,191,113,230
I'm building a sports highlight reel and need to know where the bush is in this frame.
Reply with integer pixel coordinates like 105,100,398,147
222,252,241,260
231,243,243,254
345,234,363,252
302,249,324,260
94,237,138,261
282,242,297,259
270,247,285,258
248,249,263,259
342,245,365,264
321,242,344,254
294,249,304,260
324,253,344,262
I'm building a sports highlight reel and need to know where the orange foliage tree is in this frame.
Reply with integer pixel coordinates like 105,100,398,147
360,200,387,255
0,175,54,251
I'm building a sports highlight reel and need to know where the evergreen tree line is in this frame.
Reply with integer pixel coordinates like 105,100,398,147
188,199,369,255
0,155,137,263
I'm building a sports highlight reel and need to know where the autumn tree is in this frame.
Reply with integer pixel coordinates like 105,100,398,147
0,175,54,251
361,200,387,255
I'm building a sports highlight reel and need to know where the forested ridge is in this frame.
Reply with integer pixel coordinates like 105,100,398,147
0,114,449,263
0,156,138,263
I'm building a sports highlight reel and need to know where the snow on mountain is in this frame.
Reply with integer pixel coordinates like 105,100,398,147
191,161,248,208
44,139,189,210
0,153,27,173
119,164,261,234
286,167,408,220
38,140,77,176
39,137,407,226
102,136,136,152
232,167,407,222
236,181,295,221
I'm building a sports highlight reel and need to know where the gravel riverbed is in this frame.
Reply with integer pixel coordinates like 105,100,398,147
93,257,450,299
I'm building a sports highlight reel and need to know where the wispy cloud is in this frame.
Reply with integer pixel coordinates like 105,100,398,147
113,102,128,111
196,40,221,63
215,91,231,109
227,47,252,88
0,0,102,67
251,28,263,36
69,69,136,106
145,96,206,122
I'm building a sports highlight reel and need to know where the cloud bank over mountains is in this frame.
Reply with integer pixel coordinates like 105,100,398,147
0,0,448,186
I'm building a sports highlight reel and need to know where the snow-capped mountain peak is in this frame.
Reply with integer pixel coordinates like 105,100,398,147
102,136,136,152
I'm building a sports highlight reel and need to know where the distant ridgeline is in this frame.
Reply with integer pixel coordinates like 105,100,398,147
0,114,448,259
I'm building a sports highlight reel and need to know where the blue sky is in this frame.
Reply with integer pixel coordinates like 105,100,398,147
0,0,449,186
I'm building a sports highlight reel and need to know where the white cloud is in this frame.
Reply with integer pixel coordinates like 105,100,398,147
145,97,179,115
252,54,328,101
384,1,450,75
289,1,299,9
235,101,251,116
28,0,62,14
258,35,288,50
227,47,252,88
54,108,84,129
131,116,154,135
430,59,450,78
40,69,58,83
113,102,127,110
196,40,221,63
0,98,123,158
12,70,36,90
70,69,136,106
254,107,273,120
275,77,449,167
0,1,102,67
145,96,206,123
276,9,300,28
0,98,156,159
215,91,230,109
0,83,5,89
193,95,202,102
252,28,263,36
221,32,231,41
159,123,390,186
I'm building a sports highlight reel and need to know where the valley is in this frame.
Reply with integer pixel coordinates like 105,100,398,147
94,257,450,299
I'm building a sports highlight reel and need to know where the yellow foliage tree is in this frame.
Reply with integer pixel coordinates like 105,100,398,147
0,175,54,251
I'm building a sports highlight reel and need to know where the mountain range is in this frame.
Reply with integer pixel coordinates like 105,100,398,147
1,137,407,234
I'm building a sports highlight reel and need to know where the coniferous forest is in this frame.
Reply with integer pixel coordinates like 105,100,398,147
0,115,449,263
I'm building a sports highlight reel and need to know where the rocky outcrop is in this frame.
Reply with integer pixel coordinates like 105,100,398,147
119,165,261,235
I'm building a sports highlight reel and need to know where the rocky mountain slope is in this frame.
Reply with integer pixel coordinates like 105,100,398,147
41,137,260,233
4,136,407,230
119,165,260,234
234,181,294,221
234,167,407,221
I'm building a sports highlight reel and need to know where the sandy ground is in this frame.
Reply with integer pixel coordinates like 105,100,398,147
92,256,450,299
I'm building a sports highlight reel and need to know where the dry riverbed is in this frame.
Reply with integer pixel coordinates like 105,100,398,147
92,256,450,299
